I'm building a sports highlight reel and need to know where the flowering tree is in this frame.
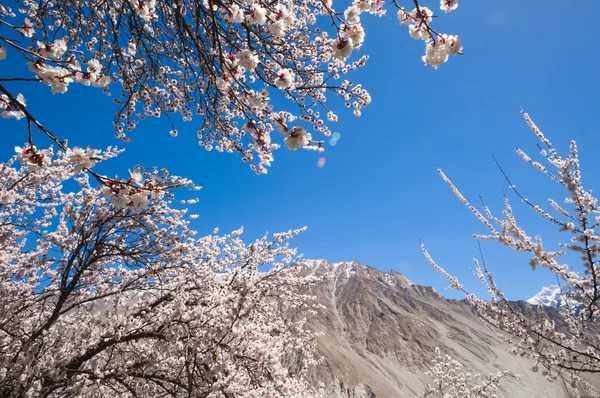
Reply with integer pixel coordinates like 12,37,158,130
1,0,462,175
423,112,600,393
0,147,323,397
418,348,513,398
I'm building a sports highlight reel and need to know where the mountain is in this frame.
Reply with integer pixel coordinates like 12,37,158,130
527,285,570,308
294,260,589,398
527,285,587,318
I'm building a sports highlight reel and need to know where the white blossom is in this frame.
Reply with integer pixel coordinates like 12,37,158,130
344,6,362,24
37,38,68,59
238,49,259,71
67,147,98,172
17,17,34,37
246,5,267,24
275,68,295,89
283,126,311,150
440,0,459,13
224,4,244,23
333,37,353,61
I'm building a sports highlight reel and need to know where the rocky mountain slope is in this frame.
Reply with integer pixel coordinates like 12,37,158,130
297,259,583,398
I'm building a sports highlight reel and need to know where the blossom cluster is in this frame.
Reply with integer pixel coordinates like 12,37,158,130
12,143,195,211
28,56,111,95
0,13,112,94
97,170,170,210
14,145,50,171
419,347,513,397
1,0,462,173
0,92,26,120
398,5,462,68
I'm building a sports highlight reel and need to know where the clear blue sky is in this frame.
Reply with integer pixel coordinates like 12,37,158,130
2,0,599,300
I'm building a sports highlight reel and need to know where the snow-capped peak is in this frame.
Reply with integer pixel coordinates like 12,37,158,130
527,285,574,309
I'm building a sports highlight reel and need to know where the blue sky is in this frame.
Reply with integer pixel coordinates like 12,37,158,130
2,0,599,300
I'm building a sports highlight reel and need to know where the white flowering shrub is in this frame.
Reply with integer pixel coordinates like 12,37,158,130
0,147,323,397
418,348,513,398
0,0,462,173
423,112,600,392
